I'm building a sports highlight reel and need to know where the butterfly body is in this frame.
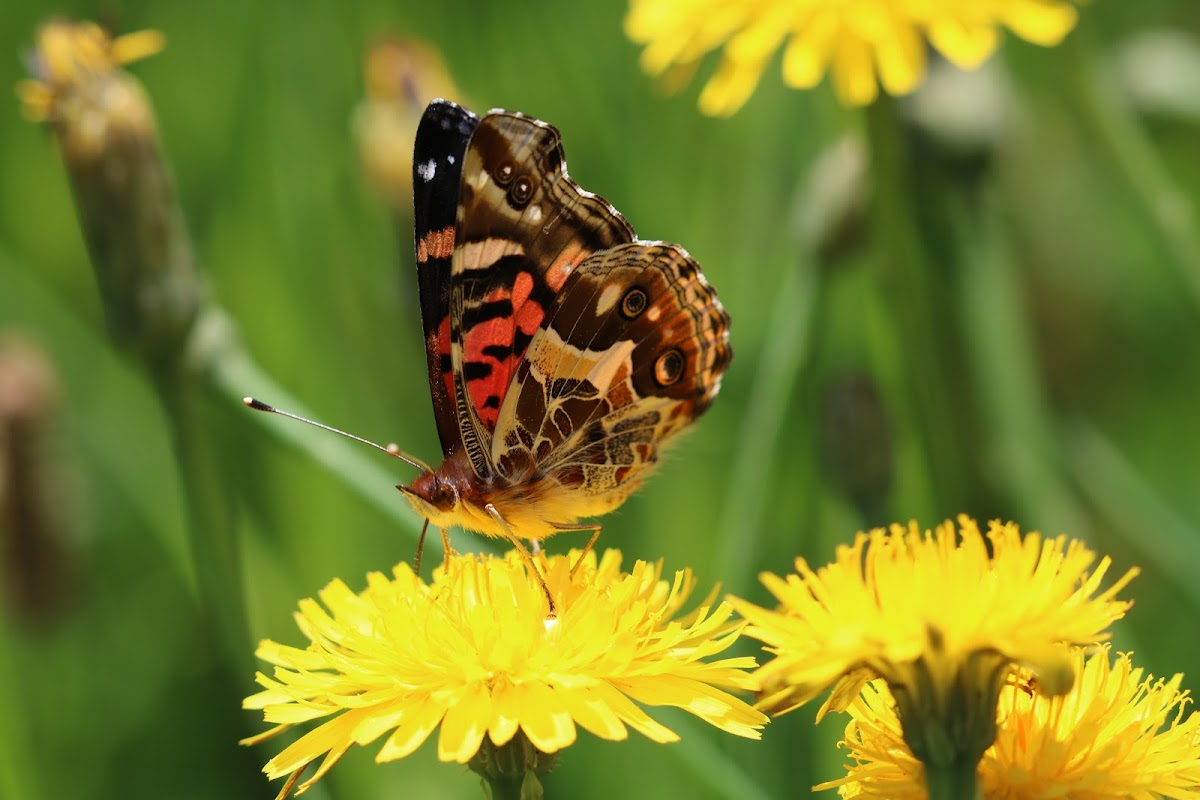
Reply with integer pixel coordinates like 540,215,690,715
400,446,635,541
402,100,731,544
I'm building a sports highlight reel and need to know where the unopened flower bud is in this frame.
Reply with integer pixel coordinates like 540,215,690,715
20,19,200,364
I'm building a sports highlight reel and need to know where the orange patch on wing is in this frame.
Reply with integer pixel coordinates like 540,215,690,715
546,244,587,291
418,226,455,262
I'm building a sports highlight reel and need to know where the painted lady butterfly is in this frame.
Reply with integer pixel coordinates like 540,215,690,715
399,99,731,572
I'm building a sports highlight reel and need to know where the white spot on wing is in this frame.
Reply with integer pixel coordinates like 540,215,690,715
447,154,456,165
417,159,437,182
527,205,542,224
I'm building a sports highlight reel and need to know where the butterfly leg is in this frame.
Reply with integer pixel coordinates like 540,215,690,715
439,525,457,572
413,518,431,575
550,523,603,578
484,503,557,618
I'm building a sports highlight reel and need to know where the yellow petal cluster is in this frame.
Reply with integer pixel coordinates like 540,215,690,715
626,0,1083,113
820,646,1200,798
244,549,766,796
733,517,1137,724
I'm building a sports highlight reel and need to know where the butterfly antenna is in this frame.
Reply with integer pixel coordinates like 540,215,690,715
243,397,433,474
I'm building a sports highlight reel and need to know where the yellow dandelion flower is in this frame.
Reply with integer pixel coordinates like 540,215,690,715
984,646,1200,798
729,516,1137,794
819,646,1200,798
243,549,767,797
625,0,1084,114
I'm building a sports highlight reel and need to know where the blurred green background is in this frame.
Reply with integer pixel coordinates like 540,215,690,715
3,1,1200,798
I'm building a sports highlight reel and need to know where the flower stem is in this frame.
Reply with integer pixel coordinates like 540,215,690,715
863,96,960,516
150,326,251,671
480,772,543,800
33,22,253,671
470,732,556,800
924,759,980,800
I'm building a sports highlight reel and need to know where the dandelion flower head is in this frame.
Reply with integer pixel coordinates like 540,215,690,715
731,516,1137,767
244,548,767,796
818,646,1200,797
626,0,1084,113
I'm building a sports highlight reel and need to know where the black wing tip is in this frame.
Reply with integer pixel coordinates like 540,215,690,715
414,99,480,189
419,100,561,147
419,98,480,137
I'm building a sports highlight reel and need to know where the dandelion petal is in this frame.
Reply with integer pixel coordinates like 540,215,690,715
438,684,492,763
377,697,445,762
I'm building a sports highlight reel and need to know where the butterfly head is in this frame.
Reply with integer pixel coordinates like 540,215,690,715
398,470,457,515
397,447,485,531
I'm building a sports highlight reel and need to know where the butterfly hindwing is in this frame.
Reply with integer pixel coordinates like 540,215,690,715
491,242,732,513
448,110,637,478
412,99,480,458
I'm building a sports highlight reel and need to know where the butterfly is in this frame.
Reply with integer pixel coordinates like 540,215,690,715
398,99,731,584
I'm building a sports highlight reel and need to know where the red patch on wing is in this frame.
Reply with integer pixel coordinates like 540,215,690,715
513,299,543,337
512,271,533,308
462,271,545,430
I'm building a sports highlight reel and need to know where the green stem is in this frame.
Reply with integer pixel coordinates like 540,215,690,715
924,759,980,800
480,773,541,800
151,347,251,672
863,97,960,516
44,31,253,671
1061,27,1200,313
470,732,553,800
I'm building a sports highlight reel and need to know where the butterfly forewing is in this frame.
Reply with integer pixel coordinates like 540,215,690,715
412,100,480,458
